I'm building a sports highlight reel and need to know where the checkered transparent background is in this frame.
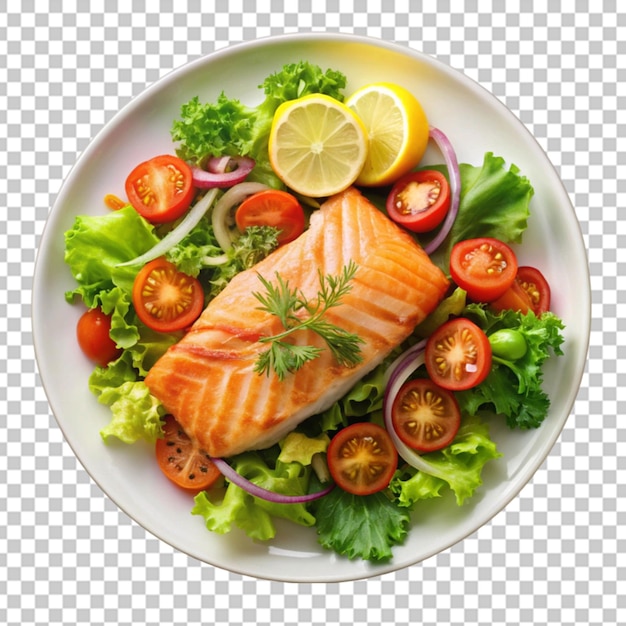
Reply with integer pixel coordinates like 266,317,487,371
2,1,624,625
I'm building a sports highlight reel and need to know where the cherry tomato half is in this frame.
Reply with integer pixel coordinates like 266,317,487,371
235,189,306,245
327,422,398,496
132,258,204,333
76,308,122,367
391,378,461,453
386,169,451,233
125,154,195,224
425,317,492,391
155,415,221,493
449,237,518,302
490,265,551,316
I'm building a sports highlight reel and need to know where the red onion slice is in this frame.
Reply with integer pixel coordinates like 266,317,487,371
423,127,461,256
210,456,335,504
207,155,232,174
191,156,255,189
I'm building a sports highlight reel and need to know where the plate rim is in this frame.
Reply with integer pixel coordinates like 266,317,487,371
32,31,591,583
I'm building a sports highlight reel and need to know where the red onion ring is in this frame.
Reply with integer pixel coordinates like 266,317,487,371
191,156,256,189
423,127,461,256
207,155,232,174
210,456,335,504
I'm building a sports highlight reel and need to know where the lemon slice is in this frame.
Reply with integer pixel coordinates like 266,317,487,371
346,82,429,187
268,94,368,197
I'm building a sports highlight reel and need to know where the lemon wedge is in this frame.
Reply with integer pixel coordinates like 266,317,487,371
346,82,429,187
268,94,368,197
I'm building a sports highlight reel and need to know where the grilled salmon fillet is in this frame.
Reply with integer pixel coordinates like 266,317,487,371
145,187,448,458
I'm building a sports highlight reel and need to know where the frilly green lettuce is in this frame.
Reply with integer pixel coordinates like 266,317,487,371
64,206,159,307
390,415,501,507
191,452,316,541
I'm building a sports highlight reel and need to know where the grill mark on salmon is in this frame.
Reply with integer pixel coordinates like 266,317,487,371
144,187,449,458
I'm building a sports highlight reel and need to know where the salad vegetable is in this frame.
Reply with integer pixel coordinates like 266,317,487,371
76,308,122,367
391,378,461,453
386,169,451,233
490,265,551,316
63,60,565,563
326,422,398,496
125,154,196,224
156,414,222,492
235,189,305,245
424,317,493,391
449,237,519,302
131,257,205,333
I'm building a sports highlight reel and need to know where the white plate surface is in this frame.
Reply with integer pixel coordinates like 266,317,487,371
33,33,590,582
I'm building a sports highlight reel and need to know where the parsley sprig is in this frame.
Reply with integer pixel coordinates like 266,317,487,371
252,260,365,380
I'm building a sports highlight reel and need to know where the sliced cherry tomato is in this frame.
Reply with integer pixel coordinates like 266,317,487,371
235,189,305,245
391,378,461,453
449,237,518,302
386,169,451,233
155,415,221,493
76,308,122,367
425,317,492,391
125,154,195,224
327,422,398,496
490,265,551,316
132,258,204,333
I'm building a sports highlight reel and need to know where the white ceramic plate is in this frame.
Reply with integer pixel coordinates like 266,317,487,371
33,33,590,582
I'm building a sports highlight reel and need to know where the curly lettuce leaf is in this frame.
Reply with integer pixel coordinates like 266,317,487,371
457,306,565,429
96,380,164,444
191,452,316,541
390,415,501,507
192,485,276,541
87,347,171,445
64,206,159,307
310,486,410,561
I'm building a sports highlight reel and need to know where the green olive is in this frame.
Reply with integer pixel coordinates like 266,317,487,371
488,329,528,361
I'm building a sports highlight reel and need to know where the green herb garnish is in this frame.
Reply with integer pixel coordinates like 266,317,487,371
252,260,365,380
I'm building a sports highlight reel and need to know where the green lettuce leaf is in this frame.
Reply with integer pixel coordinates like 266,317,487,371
390,416,501,507
192,486,277,542
92,374,165,445
64,206,159,307
414,287,468,338
87,351,169,444
191,452,316,541
310,486,411,561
